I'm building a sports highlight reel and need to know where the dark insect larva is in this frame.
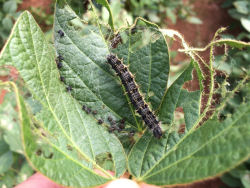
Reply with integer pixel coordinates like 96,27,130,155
129,130,135,137
83,0,89,10
111,120,116,126
117,127,122,132
46,153,54,159
92,110,97,115
67,144,73,151
86,107,92,114
108,116,113,122
107,54,162,139
110,33,122,48
82,105,87,111
58,30,64,37
120,119,125,124
60,76,65,82
66,86,72,92
82,105,93,114
58,55,64,61
131,27,137,34
56,61,62,69
57,62,62,69
41,132,47,137
98,119,103,124
108,126,116,133
119,124,125,130
34,123,40,128
119,119,125,129
36,149,42,156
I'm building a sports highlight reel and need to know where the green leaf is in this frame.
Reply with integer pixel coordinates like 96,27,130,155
221,173,243,187
54,1,137,130
2,17,13,31
234,1,249,14
158,63,199,127
192,59,204,91
242,172,250,188
128,63,201,178
111,18,170,112
0,170,16,187
187,16,203,25
139,102,250,186
0,92,23,153
214,47,250,76
0,151,13,174
0,137,9,156
95,0,114,30
16,161,34,184
241,17,250,33
166,8,176,24
0,10,126,187
3,0,17,14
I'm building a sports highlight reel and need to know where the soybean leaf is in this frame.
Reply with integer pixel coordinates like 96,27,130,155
3,0,17,14
0,10,126,187
0,137,13,174
0,92,23,154
111,18,170,112
95,0,114,30
140,101,250,186
54,3,170,150
128,63,250,186
128,62,201,178
54,1,138,131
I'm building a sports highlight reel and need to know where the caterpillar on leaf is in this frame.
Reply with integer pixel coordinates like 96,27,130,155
107,54,162,139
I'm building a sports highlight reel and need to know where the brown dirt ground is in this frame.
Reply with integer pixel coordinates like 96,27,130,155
168,0,238,63
18,0,52,14
0,0,236,187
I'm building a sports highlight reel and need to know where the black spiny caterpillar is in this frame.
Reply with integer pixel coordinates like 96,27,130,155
107,54,162,139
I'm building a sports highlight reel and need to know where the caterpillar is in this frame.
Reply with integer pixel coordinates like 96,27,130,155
98,119,103,125
66,85,72,92
110,33,122,49
57,30,64,37
107,54,162,139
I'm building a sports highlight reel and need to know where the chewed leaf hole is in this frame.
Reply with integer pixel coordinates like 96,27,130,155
183,69,200,92
174,107,185,134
